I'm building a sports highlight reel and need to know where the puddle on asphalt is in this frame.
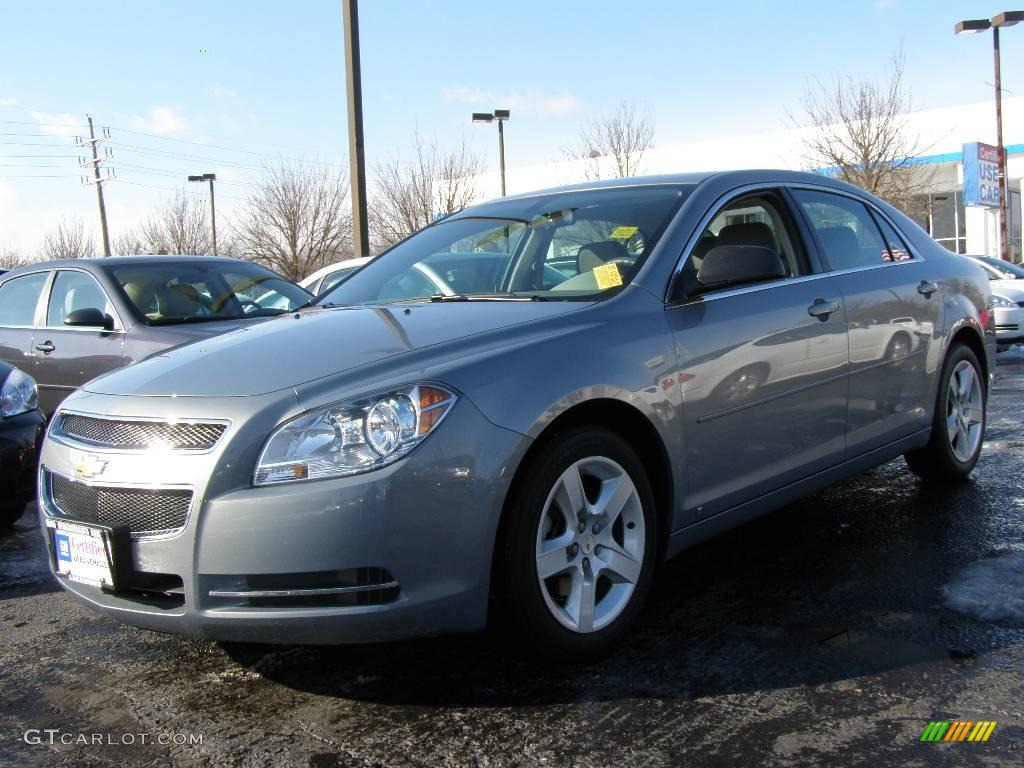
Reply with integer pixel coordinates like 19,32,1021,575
944,551,1024,627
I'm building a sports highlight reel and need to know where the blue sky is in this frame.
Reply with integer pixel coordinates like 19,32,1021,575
1,0,1022,252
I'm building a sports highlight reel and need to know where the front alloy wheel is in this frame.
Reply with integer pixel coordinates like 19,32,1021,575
536,456,645,633
499,427,657,657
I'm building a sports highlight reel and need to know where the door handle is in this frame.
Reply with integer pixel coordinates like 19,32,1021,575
35,341,55,354
808,298,840,321
917,280,939,297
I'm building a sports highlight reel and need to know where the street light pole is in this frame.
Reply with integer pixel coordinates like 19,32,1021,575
472,109,510,196
993,24,1009,264
956,11,1023,262
188,173,217,255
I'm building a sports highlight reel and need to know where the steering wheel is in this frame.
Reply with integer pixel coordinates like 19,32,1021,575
237,299,262,314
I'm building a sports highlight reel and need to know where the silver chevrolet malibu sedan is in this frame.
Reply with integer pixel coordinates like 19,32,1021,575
38,171,995,656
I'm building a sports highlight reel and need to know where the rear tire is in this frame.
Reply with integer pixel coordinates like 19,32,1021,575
905,343,985,481
0,498,27,528
497,427,657,659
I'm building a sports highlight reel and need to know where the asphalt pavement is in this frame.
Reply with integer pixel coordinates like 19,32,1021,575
2,353,1023,768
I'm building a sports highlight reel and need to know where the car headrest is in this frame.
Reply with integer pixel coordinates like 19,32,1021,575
122,280,156,311
716,222,776,250
578,240,630,273
156,283,202,316
817,226,860,270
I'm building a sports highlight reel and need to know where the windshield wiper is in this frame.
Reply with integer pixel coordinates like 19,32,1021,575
428,293,547,302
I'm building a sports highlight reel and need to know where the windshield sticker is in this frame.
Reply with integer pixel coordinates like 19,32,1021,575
609,225,639,240
593,262,623,289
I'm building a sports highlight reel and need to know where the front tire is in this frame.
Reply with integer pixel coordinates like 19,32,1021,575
905,342,986,481
498,427,658,658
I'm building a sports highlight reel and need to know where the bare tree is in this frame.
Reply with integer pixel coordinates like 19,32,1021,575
138,193,212,255
112,230,146,255
233,161,351,281
564,101,655,181
0,247,24,269
42,217,96,260
369,133,484,251
795,51,933,210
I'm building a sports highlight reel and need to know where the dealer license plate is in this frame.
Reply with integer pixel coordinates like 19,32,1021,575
48,519,116,589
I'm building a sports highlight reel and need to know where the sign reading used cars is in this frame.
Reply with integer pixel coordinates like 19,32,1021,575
962,142,1002,208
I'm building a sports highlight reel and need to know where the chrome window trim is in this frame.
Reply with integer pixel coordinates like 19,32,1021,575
0,269,53,329
666,181,927,306
49,409,231,455
40,465,195,542
42,267,125,332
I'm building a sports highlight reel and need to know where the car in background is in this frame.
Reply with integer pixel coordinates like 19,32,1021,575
965,255,1024,344
300,257,371,295
36,170,993,656
0,362,44,527
0,256,312,417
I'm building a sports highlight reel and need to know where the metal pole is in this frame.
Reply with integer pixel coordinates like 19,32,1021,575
994,26,1011,262
343,0,369,257
497,119,507,196
209,177,218,256
88,115,111,257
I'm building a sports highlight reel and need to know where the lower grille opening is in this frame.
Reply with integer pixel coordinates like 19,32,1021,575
117,572,185,608
205,567,399,609
47,469,192,539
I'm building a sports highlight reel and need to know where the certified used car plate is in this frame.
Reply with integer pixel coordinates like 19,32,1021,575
47,519,116,589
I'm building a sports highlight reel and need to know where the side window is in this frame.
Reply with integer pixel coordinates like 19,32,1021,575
870,210,913,262
691,192,809,279
792,189,899,270
0,272,48,327
46,271,115,327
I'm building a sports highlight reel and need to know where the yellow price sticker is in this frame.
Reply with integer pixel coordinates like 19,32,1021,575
593,262,623,290
609,225,638,240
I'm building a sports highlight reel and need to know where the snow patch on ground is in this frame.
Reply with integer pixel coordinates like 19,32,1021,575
943,551,1024,626
998,343,1024,362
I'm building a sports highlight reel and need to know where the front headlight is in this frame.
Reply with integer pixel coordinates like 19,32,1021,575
0,368,38,418
991,294,1016,308
253,383,457,485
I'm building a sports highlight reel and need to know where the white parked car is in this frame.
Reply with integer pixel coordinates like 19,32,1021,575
966,256,1024,344
300,258,372,295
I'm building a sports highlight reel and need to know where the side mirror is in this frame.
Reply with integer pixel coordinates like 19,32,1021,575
695,245,786,292
64,307,114,330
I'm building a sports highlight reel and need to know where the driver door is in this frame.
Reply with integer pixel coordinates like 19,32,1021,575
666,189,849,520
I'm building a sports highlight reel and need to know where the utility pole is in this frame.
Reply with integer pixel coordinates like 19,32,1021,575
343,0,369,257
77,115,113,257
993,25,1010,263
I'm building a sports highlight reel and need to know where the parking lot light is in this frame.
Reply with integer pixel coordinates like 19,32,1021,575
187,172,218,256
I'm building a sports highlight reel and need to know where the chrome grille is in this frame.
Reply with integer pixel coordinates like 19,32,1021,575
58,414,226,451
48,471,192,538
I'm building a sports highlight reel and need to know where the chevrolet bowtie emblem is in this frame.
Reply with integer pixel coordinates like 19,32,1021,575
72,454,108,480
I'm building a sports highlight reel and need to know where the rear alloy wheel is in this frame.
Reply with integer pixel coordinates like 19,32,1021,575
500,427,657,657
905,343,985,481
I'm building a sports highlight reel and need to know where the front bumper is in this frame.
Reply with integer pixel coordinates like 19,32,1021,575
0,409,44,506
37,389,528,644
993,305,1024,343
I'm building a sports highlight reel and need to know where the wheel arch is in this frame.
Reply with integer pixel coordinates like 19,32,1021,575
488,398,675,604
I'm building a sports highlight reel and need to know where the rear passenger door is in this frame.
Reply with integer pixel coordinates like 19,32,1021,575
667,189,849,520
0,270,48,375
790,188,941,454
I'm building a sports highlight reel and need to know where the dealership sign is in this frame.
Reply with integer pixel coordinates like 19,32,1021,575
962,142,1002,208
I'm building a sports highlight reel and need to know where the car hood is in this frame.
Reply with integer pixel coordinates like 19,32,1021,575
989,279,1024,302
84,301,589,397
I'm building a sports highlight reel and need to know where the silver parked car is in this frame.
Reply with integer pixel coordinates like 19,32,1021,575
37,171,994,656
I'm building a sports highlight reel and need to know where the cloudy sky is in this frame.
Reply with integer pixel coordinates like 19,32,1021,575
1,0,1021,254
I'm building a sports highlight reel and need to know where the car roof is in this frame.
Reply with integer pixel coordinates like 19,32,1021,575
453,169,867,219
302,257,372,284
0,255,277,280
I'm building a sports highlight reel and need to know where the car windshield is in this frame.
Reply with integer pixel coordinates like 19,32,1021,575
977,256,1024,279
104,261,312,325
319,186,689,305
